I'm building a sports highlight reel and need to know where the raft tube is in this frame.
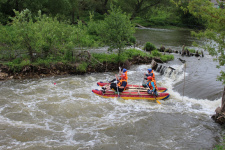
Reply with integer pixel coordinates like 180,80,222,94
92,89,170,101
97,81,167,93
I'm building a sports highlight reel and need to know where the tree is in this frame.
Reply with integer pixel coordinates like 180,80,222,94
187,0,225,84
100,6,135,60
0,9,95,62
114,0,169,20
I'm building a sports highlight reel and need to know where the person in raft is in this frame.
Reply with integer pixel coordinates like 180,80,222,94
109,68,128,83
146,68,155,80
142,68,155,87
102,74,127,93
146,76,158,96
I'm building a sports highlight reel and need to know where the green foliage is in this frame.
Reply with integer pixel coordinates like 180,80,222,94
114,0,170,20
64,49,74,62
87,15,104,45
187,48,196,53
123,48,151,58
151,50,162,57
0,9,98,64
4,58,30,72
214,136,225,150
100,6,135,57
144,42,156,52
34,58,53,67
129,36,136,45
92,53,118,64
92,49,153,65
76,62,88,72
5,62,23,72
188,0,225,84
0,0,206,29
160,54,174,62
132,17,152,27
20,59,30,66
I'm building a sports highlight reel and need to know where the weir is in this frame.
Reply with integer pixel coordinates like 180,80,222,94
151,60,183,78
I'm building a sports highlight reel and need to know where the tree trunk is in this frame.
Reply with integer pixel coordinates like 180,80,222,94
221,87,225,112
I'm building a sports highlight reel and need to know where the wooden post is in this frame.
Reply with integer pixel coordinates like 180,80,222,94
221,86,225,112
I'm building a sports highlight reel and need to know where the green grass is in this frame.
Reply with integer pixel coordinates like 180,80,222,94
76,62,88,72
188,48,196,53
214,137,225,150
160,54,174,62
151,50,162,57
1,48,174,73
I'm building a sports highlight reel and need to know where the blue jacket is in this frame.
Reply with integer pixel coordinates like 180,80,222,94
147,81,155,91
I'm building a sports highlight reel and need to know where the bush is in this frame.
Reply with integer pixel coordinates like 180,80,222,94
123,48,151,58
20,60,30,66
129,36,136,45
64,49,73,62
151,50,162,57
188,48,196,53
92,53,118,64
12,58,22,64
160,55,174,62
144,42,156,52
76,62,88,72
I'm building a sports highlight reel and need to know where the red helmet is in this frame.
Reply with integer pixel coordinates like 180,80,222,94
147,76,152,81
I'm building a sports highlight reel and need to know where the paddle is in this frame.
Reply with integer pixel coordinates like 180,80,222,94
115,74,119,96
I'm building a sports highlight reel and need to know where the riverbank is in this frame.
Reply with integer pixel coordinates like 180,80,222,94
0,49,174,81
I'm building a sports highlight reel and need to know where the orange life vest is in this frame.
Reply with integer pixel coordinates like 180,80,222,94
150,70,155,81
124,72,128,81
147,80,158,91
117,79,127,89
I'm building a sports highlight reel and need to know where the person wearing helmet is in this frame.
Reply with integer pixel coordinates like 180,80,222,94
116,74,127,92
102,73,127,93
109,68,128,83
120,68,128,82
145,68,155,81
146,76,158,96
142,68,155,87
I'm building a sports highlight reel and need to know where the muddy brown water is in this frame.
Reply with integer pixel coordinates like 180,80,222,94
0,27,224,150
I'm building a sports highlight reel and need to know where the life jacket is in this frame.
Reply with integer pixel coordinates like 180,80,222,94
149,70,155,81
147,80,158,91
153,79,158,91
124,71,128,82
117,79,127,89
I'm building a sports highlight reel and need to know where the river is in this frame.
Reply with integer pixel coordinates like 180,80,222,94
0,27,224,150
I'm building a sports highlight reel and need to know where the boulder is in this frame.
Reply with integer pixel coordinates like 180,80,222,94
212,86,225,125
0,72,8,80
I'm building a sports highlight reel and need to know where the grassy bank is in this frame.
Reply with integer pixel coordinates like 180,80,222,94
1,48,174,74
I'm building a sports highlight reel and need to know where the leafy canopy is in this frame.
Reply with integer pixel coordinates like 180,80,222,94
100,6,135,57
188,0,225,84
0,9,97,62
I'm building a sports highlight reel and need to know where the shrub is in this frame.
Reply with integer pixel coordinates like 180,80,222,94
92,53,118,64
129,36,136,45
76,62,88,72
144,42,156,52
160,55,174,62
20,60,30,66
188,48,196,53
151,50,162,57
123,49,152,58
